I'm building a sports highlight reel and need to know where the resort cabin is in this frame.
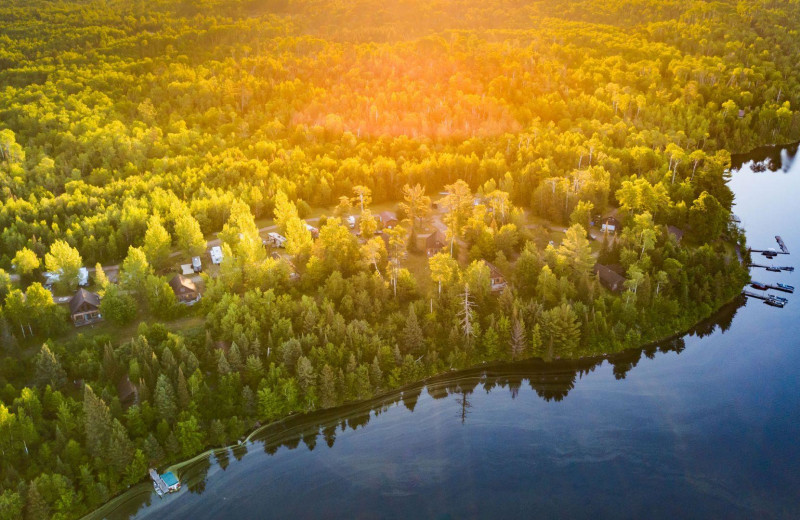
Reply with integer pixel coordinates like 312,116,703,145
305,223,319,239
69,288,102,326
415,229,446,256
486,262,507,292
266,232,287,248
593,263,626,292
169,274,200,304
378,211,399,229
666,225,684,243
192,256,202,273
210,246,224,265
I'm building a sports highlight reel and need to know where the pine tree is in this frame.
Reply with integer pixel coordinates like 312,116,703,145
24,480,49,520
319,365,336,409
108,419,134,474
34,345,66,389
154,374,177,423
402,305,425,355
510,315,527,360
176,367,190,409
83,385,113,459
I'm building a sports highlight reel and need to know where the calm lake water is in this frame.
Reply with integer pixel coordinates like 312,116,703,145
96,144,800,520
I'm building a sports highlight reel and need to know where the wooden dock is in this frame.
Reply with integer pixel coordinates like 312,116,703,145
742,291,787,307
748,264,794,272
750,236,790,255
149,468,168,496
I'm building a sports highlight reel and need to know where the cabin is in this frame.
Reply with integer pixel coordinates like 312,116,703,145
486,262,507,292
266,232,287,248
69,288,102,326
666,225,684,243
378,211,399,229
180,263,194,276
415,230,445,256
601,216,621,233
169,274,200,304
210,246,224,265
593,263,626,292
305,223,319,239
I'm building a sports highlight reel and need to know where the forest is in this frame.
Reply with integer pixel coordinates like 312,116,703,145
0,0,798,517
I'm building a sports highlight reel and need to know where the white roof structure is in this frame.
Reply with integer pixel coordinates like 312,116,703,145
44,267,89,286
210,246,224,264
181,264,194,275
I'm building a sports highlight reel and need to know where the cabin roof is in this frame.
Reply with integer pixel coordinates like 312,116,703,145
161,472,179,487
169,274,197,293
379,211,397,222
667,225,684,242
485,261,504,279
69,288,100,315
592,263,625,290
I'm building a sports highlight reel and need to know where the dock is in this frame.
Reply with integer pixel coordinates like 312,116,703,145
748,264,794,272
742,290,787,307
750,281,794,293
149,469,169,496
749,236,790,255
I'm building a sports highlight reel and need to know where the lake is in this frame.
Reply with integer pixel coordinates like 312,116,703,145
95,143,800,520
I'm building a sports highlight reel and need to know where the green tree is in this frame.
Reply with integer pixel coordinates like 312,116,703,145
13,248,40,277
143,215,172,270
45,240,83,291
174,214,207,257
34,345,66,389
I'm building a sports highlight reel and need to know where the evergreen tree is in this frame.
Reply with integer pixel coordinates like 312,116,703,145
34,345,67,389
402,305,424,355
83,385,113,459
154,374,178,423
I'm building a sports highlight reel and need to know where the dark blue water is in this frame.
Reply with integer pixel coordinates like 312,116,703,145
95,144,800,520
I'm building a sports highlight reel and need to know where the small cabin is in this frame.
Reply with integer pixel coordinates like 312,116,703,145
169,274,200,304
210,246,224,265
69,288,102,326
378,211,399,229
593,263,625,292
415,230,445,256
666,225,684,243
601,216,621,233
486,262,507,292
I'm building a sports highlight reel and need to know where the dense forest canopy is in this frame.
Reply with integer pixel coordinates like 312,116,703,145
0,0,798,518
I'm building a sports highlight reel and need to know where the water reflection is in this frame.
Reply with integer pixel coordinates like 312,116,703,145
160,297,746,504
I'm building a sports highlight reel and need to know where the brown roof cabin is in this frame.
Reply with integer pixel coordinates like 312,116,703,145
666,225,684,243
169,274,200,304
69,288,102,327
117,376,138,406
593,263,626,292
415,229,445,256
378,211,399,229
486,261,507,292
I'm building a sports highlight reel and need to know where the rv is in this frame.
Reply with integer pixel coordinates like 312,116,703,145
210,246,224,265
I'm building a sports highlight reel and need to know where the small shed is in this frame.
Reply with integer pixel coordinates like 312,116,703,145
378,211,399,229
666,225,684,243
486,262,507,292
192,256,202,272
69,288,102,326
169,274,200,304
180,264,194,276
593,263,626,292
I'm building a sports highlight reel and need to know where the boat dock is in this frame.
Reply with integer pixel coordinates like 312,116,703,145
750,281,794,293
749,236,790,255
149,469,169,496
742,291,787,308
748,264,794,272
